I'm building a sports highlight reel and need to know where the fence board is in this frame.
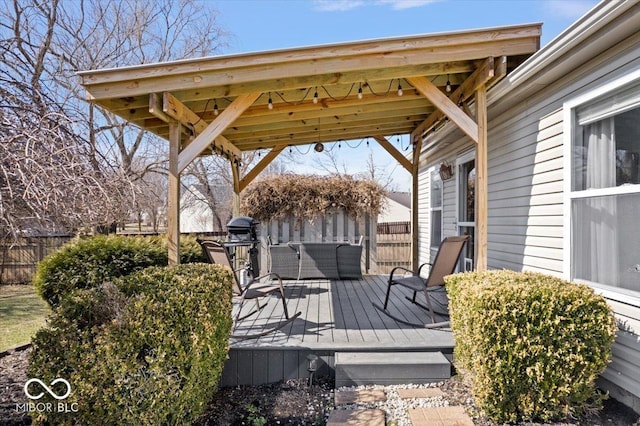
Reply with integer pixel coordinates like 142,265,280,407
375,224,411,274
0,236,72,285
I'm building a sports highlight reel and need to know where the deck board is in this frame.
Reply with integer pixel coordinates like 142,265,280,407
230,275,454,351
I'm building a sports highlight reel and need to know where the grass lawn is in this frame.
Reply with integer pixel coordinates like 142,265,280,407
0,285,50,352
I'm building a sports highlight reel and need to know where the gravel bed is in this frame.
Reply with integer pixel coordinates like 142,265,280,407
334,382,453,426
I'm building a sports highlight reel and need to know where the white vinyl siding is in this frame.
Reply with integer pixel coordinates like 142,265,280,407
416,6,640,406
416,163,431,266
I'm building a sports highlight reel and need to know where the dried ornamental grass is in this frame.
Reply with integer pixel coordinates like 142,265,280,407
241,174,385,221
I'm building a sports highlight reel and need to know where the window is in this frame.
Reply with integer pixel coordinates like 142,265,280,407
567,74,640,294
430,169,443,248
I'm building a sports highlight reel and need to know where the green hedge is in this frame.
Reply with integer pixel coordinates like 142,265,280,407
446,270,617,423
28,263,233,425
33,234,206,307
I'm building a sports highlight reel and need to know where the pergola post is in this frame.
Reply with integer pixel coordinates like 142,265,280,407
167,121,181,265
475,85,488,271
410,133,423,271
231,159,241,217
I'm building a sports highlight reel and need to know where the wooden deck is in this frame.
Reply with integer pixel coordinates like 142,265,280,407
220,275,454,387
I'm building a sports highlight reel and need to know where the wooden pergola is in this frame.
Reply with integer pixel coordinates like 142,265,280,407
78,24,541,270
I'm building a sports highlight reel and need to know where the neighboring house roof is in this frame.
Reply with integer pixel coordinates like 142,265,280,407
386,192,411,209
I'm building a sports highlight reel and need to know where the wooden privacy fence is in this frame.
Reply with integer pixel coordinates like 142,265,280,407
376,221,411,274
0,235,72,285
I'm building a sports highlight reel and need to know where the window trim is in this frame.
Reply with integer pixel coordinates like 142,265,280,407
429,167,443,249
563,69,640,299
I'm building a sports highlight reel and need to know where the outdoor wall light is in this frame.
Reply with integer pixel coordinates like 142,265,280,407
439,161,454,181
314,142,324,152
307,354,319,386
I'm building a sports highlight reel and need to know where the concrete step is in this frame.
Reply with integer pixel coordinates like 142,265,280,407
334,351,450,387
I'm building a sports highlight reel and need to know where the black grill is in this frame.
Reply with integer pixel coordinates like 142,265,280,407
227,216,259,242
226,216,260,278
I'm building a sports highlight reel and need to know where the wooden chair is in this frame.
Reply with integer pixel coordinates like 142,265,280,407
373,235,469,328
198,240,301,339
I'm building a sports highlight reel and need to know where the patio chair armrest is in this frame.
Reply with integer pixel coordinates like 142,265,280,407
389,265,415,281
252,271,283,283
416,262,432,276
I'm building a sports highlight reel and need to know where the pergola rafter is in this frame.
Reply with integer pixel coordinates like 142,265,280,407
78,23,541,268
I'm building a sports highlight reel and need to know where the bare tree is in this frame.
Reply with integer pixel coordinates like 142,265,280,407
0,0,228,238
181,148,292,229
182,157,233,231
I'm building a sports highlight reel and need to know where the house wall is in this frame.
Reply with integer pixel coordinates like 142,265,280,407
417,2,640,412
379,198,410,223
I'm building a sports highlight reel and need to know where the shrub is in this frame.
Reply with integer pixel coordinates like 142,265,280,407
33,234,206,307
446,270,617,423
28,263,233,425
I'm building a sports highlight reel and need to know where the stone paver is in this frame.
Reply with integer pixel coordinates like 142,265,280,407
396,387,444,399
408,406,474,426
334,389,386,405
327,408,386,426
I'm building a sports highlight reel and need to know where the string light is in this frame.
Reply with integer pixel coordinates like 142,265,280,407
446,75,452,93
213,99,219,116
268,92,273,110
313,87,318,104
357,83,363,100
397,80,403,97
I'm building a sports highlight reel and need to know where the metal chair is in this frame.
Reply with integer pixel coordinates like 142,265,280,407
373,235,469,328
198,240,301,339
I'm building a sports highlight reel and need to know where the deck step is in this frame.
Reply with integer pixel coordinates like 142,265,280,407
334,351,450,387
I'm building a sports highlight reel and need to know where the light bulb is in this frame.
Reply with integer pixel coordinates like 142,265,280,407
358,83,363,100
313,88,318,104
446,76,452,93
268,93,273,110
213,100,219,116
397,83,403,97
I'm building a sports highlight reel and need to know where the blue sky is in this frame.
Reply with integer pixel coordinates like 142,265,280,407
212,0,600,190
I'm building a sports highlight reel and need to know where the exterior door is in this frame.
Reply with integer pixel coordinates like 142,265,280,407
456,151,476,271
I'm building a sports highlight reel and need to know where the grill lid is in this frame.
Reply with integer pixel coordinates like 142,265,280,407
227,216,258,229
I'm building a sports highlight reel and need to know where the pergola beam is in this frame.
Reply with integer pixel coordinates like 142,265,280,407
159,92,243,161
239,145,287,192
373,136,412,173
412,57,499,141
80,25,540,100
177,92,259,173
407,76,479,143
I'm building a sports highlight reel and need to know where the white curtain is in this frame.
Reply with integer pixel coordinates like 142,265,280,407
574,118,619,286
